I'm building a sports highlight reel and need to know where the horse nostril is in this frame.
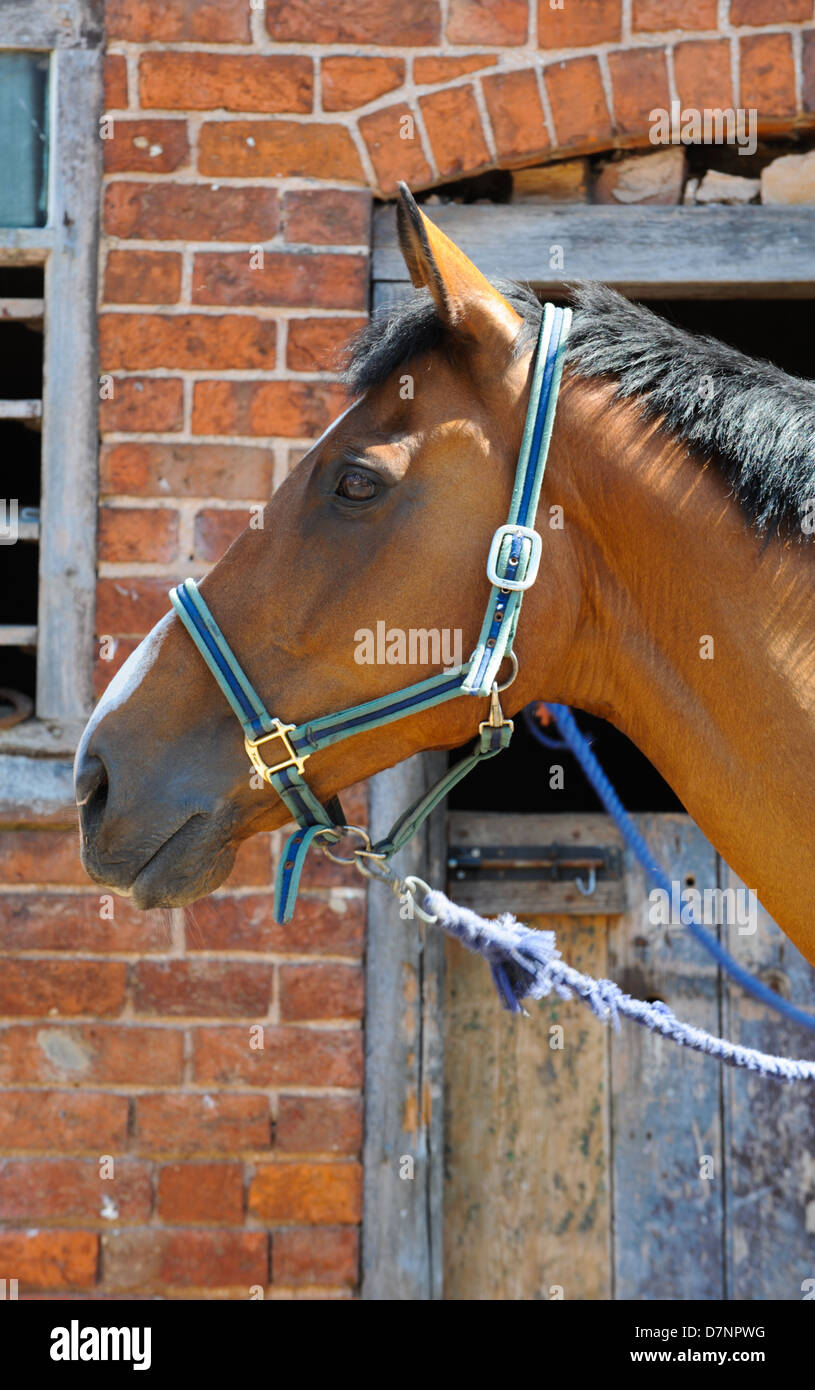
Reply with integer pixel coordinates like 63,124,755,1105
75,753,109,830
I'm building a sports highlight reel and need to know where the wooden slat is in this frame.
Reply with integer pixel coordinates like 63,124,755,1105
36,45,103,722
443,912,611,1300
0,0,100,48
362,752,446,1300
0,399,42,420
447,810,628,915
373,204,815,298
609,815,726,1299
0,626,37,646
722,869,815,1301
0,229,53,263
0,299,44,322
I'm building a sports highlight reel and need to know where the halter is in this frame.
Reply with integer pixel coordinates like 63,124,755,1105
169,302,572,923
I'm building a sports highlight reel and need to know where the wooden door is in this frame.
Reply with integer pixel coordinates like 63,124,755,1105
443,811,815,1301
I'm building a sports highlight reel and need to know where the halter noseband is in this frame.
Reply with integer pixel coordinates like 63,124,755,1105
169,303,572,923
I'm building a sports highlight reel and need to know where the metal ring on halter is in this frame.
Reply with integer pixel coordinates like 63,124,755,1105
317,824,371,865
353,851,397,884
495,650,519,692
402,875,439,924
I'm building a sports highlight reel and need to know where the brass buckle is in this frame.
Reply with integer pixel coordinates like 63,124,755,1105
244,719,308,781
478,682,514,738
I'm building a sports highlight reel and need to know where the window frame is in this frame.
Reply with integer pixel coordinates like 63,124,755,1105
0,0,103,776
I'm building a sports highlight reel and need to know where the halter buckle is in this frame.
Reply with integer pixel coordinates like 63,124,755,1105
245,720,308,780
486,523,542,591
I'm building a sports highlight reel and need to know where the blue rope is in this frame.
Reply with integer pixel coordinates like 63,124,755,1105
422,888,815,1081
525,702,815,1036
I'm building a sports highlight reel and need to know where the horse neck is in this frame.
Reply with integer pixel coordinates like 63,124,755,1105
537,372,815,956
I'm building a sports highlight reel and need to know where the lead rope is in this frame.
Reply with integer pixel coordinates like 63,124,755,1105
337,704,815,1082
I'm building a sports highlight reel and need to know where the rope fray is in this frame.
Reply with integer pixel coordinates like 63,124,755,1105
423,889,815,1083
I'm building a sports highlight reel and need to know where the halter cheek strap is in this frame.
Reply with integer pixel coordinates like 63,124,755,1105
169,302,572,923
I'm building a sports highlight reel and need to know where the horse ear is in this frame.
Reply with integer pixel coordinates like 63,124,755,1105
396,182,521,341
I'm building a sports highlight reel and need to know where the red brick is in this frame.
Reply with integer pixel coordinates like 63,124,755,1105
0,960,126,1017
134,1093,271,1156
103,250,182,305
106,0,250,41
0,1231,98,1290
805,31,815,113
192,380,347,438
0,1025,184,1085
608,48,671,139
192,251,366,310
198,121,364,181
133,961,272,1017
277,1095,362,1154
546,56,614,149
632,0,717,27
96,577,178,636
266,0,440,44
740,33,797,119
359,103,433,193
249,1162,361,1223
94,639,140,697
192,1026,362,1087
104,54,128,109
322,57,404,111
539,0,621,47
99,506,179,564
222,835,271,887
157,1163,244,1223
140,53,313,114
102,1228,267,1291
447,0,527,44
99,313,276,371
98,377,184,434
273,1227,357,1286
673,40,733,112
193,507,251,562
103,118,189,174
105,182,279,242
0,1091,129,1152
283,190,370,246
185,892,364,956
100,442,273,499
731,0,810,21
0,894,167,954
482,69,550,165
287,317,365,373
0,830,85,886
0,1159,152,1222
420,85,490,180
414,54,498,83
279,964,363,1022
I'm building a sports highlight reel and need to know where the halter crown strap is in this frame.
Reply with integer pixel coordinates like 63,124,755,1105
168,302,572,922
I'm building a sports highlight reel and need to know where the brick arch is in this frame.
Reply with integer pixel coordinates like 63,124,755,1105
255,1,815,195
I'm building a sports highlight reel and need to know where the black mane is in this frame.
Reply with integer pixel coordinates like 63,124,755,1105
344,280,815,538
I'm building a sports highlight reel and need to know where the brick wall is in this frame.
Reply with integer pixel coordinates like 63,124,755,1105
1,0,814,1299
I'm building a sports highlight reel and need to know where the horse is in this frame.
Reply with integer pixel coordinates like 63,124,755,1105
75,183,815,966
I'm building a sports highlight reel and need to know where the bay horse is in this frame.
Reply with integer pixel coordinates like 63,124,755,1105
76,185,815,966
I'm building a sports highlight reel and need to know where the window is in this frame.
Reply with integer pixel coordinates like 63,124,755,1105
0,2,102,776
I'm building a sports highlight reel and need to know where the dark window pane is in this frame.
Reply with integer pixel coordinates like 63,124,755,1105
0,52,49,228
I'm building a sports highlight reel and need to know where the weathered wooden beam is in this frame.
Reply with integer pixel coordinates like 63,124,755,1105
0,756,76,824
0,626,38,646
362,752,446,1301
0,400,42,420
373,204,815,298
0,0,104,48
0,299,44,322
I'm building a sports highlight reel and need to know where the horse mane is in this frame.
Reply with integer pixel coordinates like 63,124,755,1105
344,279,815,539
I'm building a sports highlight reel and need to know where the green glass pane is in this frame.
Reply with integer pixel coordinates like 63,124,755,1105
0,52,49,228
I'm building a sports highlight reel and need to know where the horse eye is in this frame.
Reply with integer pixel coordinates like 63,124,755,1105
336,469,378,501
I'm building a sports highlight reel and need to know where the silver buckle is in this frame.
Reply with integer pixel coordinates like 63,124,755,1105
486,524,542,592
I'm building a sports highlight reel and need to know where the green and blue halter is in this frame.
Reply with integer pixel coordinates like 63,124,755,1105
169,302,572,923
